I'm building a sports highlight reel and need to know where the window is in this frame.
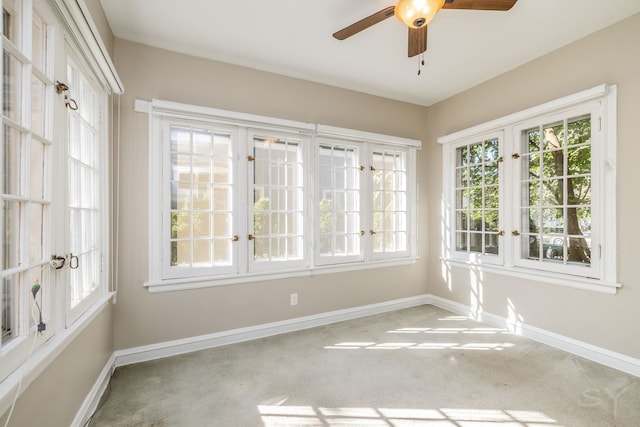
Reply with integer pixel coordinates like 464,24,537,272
452,134,503,264
515,113,597,278
316,139,362,265
146,102,420,291
65,50,108,324
441,85,618,293
250,131,305,271
370,146,410,259
1,0,121,389
164,122,237,279
2,0,56,382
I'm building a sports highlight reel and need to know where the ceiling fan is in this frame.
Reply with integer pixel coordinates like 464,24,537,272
333,0,518,58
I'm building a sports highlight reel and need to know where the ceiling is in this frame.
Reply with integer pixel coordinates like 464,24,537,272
100,0,640,107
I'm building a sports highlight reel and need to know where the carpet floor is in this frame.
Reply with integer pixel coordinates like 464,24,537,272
89,305,640,426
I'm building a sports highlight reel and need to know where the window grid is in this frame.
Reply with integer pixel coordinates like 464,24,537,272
318,142,361,259
520,115,592,268
150,105,419,286
169,126,234,269
67,59,101,308
454,138,500,256
371,149,407,254
1,3,52,348
252,135,304,263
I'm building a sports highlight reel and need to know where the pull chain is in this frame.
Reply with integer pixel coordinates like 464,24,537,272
417,54,425,76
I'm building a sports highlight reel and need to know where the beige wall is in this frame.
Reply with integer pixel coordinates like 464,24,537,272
112,39,430,350
0,306,114,427
425,13,640,358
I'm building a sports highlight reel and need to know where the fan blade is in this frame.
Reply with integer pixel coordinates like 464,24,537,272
408,26,427,57
333,6,396,40
442,0,517,11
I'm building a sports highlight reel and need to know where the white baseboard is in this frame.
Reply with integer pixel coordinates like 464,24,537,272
71,352,115,427
426,294,640,378
113,294,431,367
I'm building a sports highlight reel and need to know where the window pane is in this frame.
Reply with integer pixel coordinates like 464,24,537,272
1,275,17,344
213,239,232,266
32,12,46,71
567,145,591,176
3,51,23,123
193,240,212,266
543,122,564,150
525,128,540,153
30,139,45,199
172,240,190,267
542,179,563,205
568,116,590,145
3,0,21,44
2,201,20,269
455,210,467,231
29,203,43,262
31,76,47,137
456,232,467,251
542,150,563,177
3,125,22,195
171,127,192,153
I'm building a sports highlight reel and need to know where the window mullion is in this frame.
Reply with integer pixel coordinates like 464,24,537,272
362,143,372,261
236,127,247,274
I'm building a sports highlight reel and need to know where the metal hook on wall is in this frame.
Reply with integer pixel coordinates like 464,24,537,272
55,80,79,111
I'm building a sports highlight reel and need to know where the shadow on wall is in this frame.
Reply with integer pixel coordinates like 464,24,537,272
440,194,526,334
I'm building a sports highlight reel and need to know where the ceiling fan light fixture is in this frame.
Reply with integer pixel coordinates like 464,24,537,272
395,0,445,28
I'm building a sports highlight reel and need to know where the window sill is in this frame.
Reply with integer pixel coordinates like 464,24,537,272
440,258,621,295
144,258,418,293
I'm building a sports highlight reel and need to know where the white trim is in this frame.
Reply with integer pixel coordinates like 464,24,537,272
149,99,315,133
71,352,115,427
316,124,422,149
427,294,640,378
437,84,607,145
600,85,617,285
50,0,123,93
0,293,113,416
113,294,430,366
144,257,417,293
138,100,423,150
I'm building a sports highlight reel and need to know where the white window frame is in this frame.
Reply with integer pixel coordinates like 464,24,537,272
159,118,240,280
367,143,415,261
444,131,505,266
314,137,364,266
247,128,309,273
64,42,109,326
144,100,421,292
1,0,122,413
439,84,619,294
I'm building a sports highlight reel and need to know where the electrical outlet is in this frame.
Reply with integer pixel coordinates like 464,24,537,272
290,293,298,306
